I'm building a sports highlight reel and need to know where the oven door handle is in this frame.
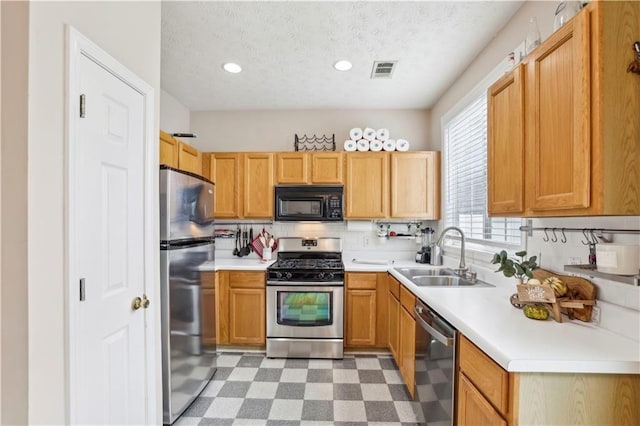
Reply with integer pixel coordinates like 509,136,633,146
267,280,344,286
414,305,454,347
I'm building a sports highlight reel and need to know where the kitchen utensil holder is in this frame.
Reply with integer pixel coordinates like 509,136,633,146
294,134,336,151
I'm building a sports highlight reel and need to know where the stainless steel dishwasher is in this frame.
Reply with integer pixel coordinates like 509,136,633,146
414,299,457,425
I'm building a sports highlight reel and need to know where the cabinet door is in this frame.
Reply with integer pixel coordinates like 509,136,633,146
388,291,400,364
244,153,274,218
488,65,525,216
400,306,416,399
311,152,343,184
276,152,309,184
457,373,507,426
159,130,179,168
210,153,242,218
390,152,440,219
526,11,591,212
201,272,216,347
345,153,389,218
346,289,377,347
216,271,229,344
178,142,202,175
229,288,266,345
345,272,377,347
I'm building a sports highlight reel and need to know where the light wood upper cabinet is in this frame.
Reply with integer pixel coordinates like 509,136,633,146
345,153,389,218
526,10,591,212
487,65,525,215
159,130,179,168
203,153,242,218
311,152,343,184
488,2,640,217
244,153,274,218
276,152,309,184
177,142,202,175
390,152,440,219
275,152,343,184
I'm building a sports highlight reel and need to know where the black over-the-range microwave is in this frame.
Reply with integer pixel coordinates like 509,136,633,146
274,185,344,222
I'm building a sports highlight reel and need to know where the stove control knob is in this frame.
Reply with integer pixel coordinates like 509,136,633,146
327,273,335,281
276,272,283,279
317,272,325,280
285,272,293,280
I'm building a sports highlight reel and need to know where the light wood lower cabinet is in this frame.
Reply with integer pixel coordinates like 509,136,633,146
457,373,507,426
456,334,640,425
387,275,416,398
216,270,265,346
201,271,216,347
345,272,388,349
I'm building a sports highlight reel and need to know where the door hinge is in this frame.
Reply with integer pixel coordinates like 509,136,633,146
79,278,86,301
79,94,86,118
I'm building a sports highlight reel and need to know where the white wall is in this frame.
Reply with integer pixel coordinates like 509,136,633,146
27,2,161,423
429,1,640,335
191,109,431,152
160,88,191,135
1,2,28,424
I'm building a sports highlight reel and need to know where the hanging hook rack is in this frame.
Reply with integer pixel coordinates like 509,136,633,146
560,228,567,244
542,228,550,242
520,219,640,238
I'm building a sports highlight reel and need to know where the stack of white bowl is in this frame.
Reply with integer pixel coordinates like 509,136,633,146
344,127,410,152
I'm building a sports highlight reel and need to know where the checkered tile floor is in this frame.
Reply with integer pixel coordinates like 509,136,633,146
173,352,439,425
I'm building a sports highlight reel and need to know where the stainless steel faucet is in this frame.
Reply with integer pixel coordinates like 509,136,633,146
431,226,467,276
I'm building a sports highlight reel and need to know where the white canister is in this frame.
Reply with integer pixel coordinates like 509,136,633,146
596,244,640,275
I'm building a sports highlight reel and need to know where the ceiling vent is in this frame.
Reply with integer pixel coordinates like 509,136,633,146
371,61,397,79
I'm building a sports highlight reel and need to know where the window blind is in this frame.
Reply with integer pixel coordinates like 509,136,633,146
444,94,521,245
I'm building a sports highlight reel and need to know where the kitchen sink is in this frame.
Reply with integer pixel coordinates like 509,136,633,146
394,267,493,287
395,267,454,277
411,276,475,287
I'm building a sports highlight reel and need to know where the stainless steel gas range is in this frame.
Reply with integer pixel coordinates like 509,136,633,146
266,237,344,359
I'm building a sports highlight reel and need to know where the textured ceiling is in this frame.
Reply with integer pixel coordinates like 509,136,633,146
161,1,523,111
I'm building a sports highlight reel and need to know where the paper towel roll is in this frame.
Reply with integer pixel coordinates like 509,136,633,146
369,139,383,151
376,128,390,141
363,127,376,141
356,139,370,151
349,128,363,141
396,139,410,151
382,139,396,151
344,139,357,151
596,244,640,275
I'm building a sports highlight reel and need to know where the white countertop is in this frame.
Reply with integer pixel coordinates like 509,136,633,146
387,267,640,375
205,257,639,375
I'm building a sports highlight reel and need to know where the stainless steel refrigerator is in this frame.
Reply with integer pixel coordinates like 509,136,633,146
160,166,216,425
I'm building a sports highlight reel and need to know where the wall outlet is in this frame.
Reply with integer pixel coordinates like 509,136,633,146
591,305,601,325
363,236,370,247
568,257,581,265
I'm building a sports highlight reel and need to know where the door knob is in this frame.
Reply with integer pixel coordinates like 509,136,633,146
141,293,150,309
131,296,142,311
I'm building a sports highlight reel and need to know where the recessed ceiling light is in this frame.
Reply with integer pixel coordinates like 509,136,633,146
333,60,352,71
222,62,242,73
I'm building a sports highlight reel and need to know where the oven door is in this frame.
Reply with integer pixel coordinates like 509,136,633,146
267,284,343,339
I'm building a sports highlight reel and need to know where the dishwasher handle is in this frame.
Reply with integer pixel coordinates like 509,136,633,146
414,305,455,347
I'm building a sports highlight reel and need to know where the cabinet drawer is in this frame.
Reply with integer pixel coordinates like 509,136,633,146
229,271,265,288
388,275,400,298
347,272,378,290
459,335,509,415
399,285,415,315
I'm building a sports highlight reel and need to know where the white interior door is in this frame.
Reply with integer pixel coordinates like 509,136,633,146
73,50,148,425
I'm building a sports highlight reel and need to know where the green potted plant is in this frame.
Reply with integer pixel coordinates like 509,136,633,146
491,250,538,284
